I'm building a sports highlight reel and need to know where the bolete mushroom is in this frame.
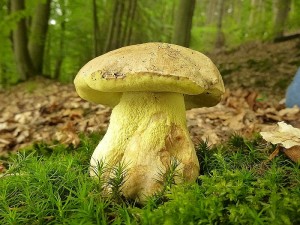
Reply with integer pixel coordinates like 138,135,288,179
74,42,224,202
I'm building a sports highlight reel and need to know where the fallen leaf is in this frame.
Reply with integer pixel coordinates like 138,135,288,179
0,164,5,174
55,130,80,147
260,121,300,148
224,111,246,130
278,106,299,117
283,145,300,163
246,91,258,110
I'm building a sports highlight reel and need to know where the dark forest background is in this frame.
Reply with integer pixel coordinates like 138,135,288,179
0,0,299,87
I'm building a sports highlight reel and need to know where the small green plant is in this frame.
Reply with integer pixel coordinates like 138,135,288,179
149,157,181,206
0,133,299,224
108,162,128,203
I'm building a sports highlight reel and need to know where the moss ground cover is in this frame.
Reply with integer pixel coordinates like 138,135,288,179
0,133,299,224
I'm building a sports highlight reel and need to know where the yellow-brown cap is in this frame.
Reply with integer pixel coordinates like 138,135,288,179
74,42,225,109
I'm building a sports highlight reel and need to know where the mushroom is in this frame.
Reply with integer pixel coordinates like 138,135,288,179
74,42,225,202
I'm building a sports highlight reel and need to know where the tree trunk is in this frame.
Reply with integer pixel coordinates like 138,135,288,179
10,0,35,81
248,0,260,27
206,0,217,25
126,0,137,45
120,0,131,46
115,1,125,49
273,0,291,39
105,0,118,52
105,0,125,51
214,0,225,48
172,0,196,47
92,0,101,57
44,28,52,76
0,63,8,89
54,0,66,79
28,0,51,75
122,0,137,46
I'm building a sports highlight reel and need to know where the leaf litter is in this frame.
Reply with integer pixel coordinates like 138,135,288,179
1,81,299,157
0,39,300,160
0,79,111,156
260,122,300,163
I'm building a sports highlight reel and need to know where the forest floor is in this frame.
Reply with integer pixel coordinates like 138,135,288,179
0,38,300,156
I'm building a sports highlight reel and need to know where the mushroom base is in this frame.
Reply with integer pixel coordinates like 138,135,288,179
90,92,199,202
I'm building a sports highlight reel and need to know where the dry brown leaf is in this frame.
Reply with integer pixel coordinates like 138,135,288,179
260,122,300,148
224,111,246,130
260,122,300,163
201,130,220,145
246,91,258,110
62,109,83,119
278,106,299,117
54,121,81,147
0,138,10,145
14,111,32,124
16,130,30,143
0,164,6,174
283,145,300,163
55,130,80,147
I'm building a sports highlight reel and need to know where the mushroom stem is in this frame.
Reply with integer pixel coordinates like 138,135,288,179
90,92,199,201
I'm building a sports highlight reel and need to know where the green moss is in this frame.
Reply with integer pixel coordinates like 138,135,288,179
0,133,299,224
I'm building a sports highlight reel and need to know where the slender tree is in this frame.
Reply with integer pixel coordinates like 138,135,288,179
121,0,137,46
206,0,217,25
105,0,125,51
273,0,291,39
215,0,225,48
28,0,51,75
172,0,196,47
248,0,263,28
92,0,101,57
11,0,51,80
54,0,66,79
11,0,35,80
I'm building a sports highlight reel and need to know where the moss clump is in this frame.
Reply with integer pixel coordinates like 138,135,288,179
0,133,299,224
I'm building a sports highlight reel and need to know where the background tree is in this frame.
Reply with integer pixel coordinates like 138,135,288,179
53,0,66,79
10,0,35,81
172,0,196,47
120,0,137,46
10,0,51,80
214,0,225,48
28,0,51,75
92,0,101,57
205,0,217,25
1,0,300,86
273,0,292,39
105,0,125,51
248,0,261,28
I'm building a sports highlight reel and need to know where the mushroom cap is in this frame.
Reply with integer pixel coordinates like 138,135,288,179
74,42,225,109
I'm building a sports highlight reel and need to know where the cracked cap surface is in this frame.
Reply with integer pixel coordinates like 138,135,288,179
74,42,225,109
